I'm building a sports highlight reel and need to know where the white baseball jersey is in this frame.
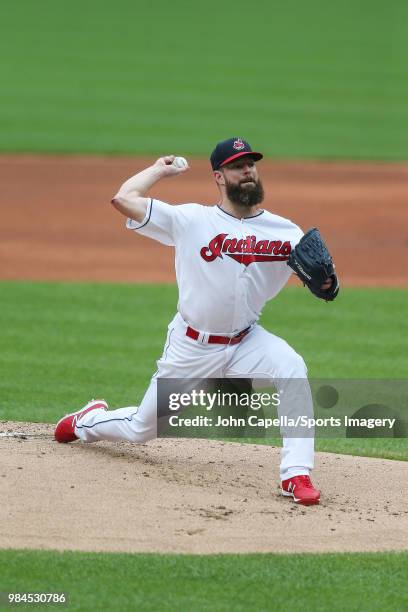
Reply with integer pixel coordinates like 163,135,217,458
75,198,314,481
127,199,303,334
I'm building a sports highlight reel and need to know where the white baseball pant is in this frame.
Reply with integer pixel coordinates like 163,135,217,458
75,313,314,481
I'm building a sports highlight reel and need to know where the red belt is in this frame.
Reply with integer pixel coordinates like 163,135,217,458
186,326,250,345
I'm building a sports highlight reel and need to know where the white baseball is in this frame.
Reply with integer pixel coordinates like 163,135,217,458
173,156,188,169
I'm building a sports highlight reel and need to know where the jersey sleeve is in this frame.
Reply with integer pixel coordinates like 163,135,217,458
126,198,196,246
292,225,304,246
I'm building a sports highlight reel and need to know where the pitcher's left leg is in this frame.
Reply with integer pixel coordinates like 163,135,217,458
225,325,316,492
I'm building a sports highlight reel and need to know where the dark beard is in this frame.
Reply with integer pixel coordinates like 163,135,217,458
225,177,264,207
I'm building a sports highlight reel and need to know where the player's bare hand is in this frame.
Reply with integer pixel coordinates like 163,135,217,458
320,277,333,291
153,156,189,177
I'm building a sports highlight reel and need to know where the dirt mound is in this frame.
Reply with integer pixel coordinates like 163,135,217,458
1,422,407,554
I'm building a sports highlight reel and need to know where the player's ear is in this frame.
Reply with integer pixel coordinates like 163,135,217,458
214,170,225,186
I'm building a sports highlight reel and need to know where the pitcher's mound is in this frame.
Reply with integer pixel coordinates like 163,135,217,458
1,422,407,554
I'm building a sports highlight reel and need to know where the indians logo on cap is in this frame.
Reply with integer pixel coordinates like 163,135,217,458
233,138,245,151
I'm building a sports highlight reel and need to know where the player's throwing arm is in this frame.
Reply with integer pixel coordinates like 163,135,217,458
111,155,189,223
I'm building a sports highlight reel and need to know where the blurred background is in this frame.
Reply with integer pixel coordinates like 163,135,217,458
1,0,407,286
0,0,407,158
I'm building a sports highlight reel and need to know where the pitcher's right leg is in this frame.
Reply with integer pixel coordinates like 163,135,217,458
73,379,158,444
56,313,229,445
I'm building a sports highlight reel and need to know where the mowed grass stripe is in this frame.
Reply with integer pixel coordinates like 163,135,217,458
0,1,407,158
0,281,407,460
0,549,407,611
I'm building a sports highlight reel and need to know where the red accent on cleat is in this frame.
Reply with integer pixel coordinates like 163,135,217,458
54,399,108,443
281,475,320,505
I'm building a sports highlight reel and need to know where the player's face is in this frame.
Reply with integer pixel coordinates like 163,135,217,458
219,157,264,207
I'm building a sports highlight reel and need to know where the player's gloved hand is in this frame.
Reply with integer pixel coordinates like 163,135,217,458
287,227,339,301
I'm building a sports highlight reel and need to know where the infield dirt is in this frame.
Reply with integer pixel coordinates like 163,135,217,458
1,154,407,286
1,423,407,554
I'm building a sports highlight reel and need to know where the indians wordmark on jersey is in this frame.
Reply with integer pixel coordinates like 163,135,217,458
200,233,292,266
127,200,304,332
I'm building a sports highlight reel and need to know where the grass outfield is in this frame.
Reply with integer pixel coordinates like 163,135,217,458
0,549,407,611
0,281,407,460
1,1,408,159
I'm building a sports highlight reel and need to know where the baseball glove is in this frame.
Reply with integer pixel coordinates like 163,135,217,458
287,228,339,301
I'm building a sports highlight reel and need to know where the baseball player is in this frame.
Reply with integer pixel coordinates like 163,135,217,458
55,138,339,505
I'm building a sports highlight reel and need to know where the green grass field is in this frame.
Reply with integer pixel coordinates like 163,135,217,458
1,1,408,159
1,549,407,612
1,281,407,464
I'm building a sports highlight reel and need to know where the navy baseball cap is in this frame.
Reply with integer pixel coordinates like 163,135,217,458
210,137,263,171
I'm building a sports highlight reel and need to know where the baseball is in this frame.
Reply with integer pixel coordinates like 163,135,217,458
173,156,188,169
